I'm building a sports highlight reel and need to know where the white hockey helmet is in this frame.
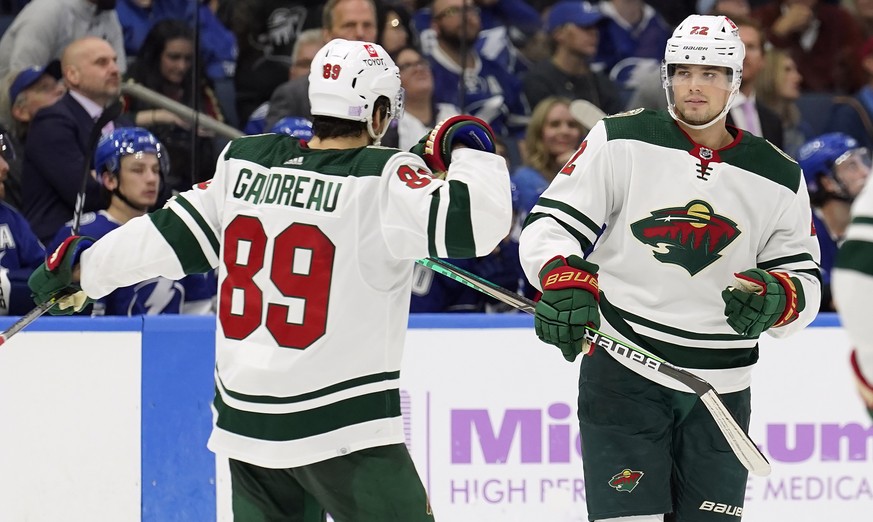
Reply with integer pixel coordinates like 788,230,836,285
309,38,403,144
661,14,745,130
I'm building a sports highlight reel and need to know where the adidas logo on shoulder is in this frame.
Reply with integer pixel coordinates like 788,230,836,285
284,157,304,166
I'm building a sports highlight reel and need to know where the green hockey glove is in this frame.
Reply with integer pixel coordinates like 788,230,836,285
721,268,802,337
28,236,95,315
534,255,601,362
409,115,496,174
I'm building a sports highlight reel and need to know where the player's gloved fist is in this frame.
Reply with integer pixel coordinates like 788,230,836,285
534,255,600,362
410,115,496,174
850,350,873,420
28,235,96,315
721,268,801,337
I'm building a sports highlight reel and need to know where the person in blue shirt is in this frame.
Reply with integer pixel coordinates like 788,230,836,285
48,127,215,315
797,132,871,311
0,129,46,316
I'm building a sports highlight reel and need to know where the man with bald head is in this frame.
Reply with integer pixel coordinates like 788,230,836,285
264,0,379,130
22,36,128,244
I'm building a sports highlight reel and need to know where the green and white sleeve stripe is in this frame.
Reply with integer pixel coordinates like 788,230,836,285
149,194,220,273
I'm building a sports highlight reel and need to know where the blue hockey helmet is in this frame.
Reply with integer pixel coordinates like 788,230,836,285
94,127,169,181
797,132,870,202
270,116,314,141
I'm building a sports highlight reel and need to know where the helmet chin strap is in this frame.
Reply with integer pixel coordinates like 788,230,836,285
113,188,150,213
668,90,737,131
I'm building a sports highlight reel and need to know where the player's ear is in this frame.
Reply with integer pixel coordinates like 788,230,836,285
102,171,118,191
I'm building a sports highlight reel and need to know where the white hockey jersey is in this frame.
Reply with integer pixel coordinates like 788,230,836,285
833,180,873,382
520,109,821,393
79,135,512,468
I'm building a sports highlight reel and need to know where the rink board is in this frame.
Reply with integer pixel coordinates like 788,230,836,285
0,313,870,521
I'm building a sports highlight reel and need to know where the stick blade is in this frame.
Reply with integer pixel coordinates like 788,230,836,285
569,99,607,130
700,390,771,476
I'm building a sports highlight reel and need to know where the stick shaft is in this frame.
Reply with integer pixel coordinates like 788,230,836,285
415,256,771,476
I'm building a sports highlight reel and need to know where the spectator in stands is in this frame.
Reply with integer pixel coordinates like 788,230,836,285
125,19,224,193
725,15,785,149
699,0,750,17
825,36,873,150
847,0,873,39
117,1,239,127
595,0,672,75
244,28,322,135
426,0,529,138
4,62,66,143
22,36,126,245
756,48,811,157
48,127,215,315
379,2,417,54
523,1,622,117
392,45,459,150
0,0,127,81
216,0,324,124
116,0,159,57
0,127,45,316
264,0,378,130
1,62,66,209
753,0,864,93
644,0,695,26
797,132,870,310
512,97,584,219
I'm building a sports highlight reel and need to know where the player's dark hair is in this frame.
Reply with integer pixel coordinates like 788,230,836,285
312,96,391,140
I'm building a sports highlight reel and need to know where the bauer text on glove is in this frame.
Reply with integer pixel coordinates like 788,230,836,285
534,255,600,362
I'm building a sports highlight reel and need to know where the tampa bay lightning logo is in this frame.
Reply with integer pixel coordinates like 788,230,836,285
128,278,185,315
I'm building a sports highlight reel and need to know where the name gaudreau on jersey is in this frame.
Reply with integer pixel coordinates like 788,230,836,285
231,167,342,212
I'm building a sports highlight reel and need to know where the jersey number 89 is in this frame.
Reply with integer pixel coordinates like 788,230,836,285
219,215,335,349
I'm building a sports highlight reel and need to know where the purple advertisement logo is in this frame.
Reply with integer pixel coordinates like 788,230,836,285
451,403,581,464
450,404,873,464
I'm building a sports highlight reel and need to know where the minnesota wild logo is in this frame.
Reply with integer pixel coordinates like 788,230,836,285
631,200,740,275
608,469,644,493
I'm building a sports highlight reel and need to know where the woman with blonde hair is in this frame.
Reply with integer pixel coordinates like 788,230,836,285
756,47,811,157
513,96,585,219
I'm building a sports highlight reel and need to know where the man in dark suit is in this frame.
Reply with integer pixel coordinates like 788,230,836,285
725,15,785,150
22,36,125,244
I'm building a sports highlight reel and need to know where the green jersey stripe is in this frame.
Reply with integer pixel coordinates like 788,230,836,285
835,240,873,276
219,371,400,405
524,213,594,252
444,180,475,257
428,191,440,257
149,208,213,273
537,197,602,236
613,301,749,341
174,195,220,255
600,295,759,369
852,216,873,226
758,253,816,270
214,387,401,441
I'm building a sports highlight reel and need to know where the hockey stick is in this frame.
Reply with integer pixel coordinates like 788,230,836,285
0,101,124,346
416,256,772,477
568,99,607,130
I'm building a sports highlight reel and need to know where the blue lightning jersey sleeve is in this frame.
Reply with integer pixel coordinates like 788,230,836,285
50,211,213,316
0,202,46,315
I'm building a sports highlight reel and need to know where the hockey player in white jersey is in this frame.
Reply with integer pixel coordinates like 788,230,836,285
28,39,512,521
519,15,820,522
832,178,873,419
